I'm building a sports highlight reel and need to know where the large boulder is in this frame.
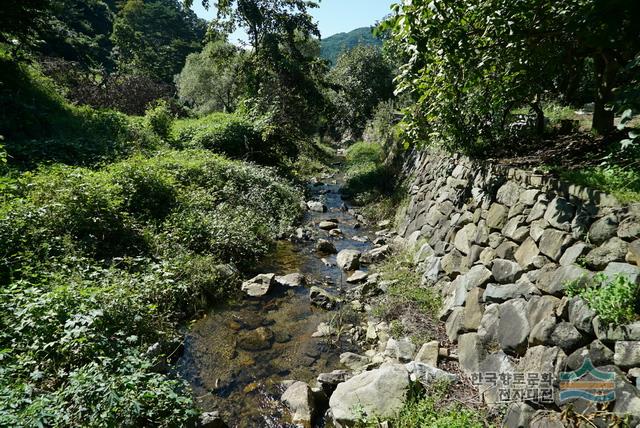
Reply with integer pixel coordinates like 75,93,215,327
514,237,540,268
458,333,487,373
486,203,508,230
550,321,585,353
329,364,410,427
281,381,316,426
241,273,275,297
517,345,566,380
559,242,590,266
618,217,640,240
484,281,539,303
454,223,477,255
336,249,361,271
276,273,306,288
543,197,575,231
237,327,274,351
589,213,619,244
317,370,352,396
496,299,531,355
307,201,327,212
491,259,523,283
539,229,572,261
584,237,629,270
603,262,640,285
316,239,337,254
496,181,522,207
384,338,417,362
614,341,640,369
539,264,591,295
309,286,338,310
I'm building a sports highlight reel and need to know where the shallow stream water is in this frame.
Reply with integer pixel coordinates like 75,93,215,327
177,171,374,427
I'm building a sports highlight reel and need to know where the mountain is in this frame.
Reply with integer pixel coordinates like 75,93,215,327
320,27,383,65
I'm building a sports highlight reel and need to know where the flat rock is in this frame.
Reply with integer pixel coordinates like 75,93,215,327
276,273,306,287
307,201,327,212
241,273,275,297
309,286,338,309
539,229,572,261
585,237,628,270
316,239,337,254
491,259,523,283
589,213,618,244
614,341,640,369
559,242,590,266
329,364,410,426
543,197,574,231
319,220,339,230
336,249,361,271
281,381,315,425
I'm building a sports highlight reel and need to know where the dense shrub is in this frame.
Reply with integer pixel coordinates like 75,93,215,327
342,141,394,205
567,273,639,327
0,149,301,424
0,53,165,167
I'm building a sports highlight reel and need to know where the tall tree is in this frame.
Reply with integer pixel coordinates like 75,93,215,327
329,45,394,139
0,0,53,49
112,0,206,82
176,40,247,114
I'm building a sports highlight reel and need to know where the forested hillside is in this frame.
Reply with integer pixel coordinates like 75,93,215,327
1,0,639,427
320,26,382,65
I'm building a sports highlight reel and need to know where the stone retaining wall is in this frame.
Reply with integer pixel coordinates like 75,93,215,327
397,149,640,425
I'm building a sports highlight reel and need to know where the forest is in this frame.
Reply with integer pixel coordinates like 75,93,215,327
0,0,639,427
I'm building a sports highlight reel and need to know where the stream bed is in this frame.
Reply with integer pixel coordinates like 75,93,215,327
177,170,375,427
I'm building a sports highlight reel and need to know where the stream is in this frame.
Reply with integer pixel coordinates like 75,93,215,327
177,169,375,427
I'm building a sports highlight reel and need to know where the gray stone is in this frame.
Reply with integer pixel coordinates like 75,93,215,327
538,265,591,295
530,411,565,428
484,282,539,303
508,203,527,219
489,232,505,249
454,223,477,255
614,341,640,369
445,307,465,342
619,217,640,240
589,213,618,244
497,299,530,354
497,181,522,207
405,361,457,385
559,242,589,266
479,247,497,266
519,189,540,206
478,351,515,405
584,237,628,269
415,341,439,366
339,352,369,371
414,243,435,264
385,338,417,362
319,220,339,230
241,273,275,297
594,319,640,343
281,381,315,426
309,286,338,310
199,411,227,428
316,239,337,254
492,259,523,283
543,197,575,231
276,273,306,288
550,321,584,353
529,316,556,346
568,296,595,334
495,240,519,260
526,295,562,327
628,239,640,266
478,303,500,345
486,203,508,230
365,244,391,263
457,265,493,290
503,402,535,428
474,221,490,246
346,270,368,284
307,201,327,212
329,364,410,426
529,219,549,242
517,345,566,380
463,287,485,330
539,229,572,261
458,333,486,373
527,200,548,223
503,216,529,242
565,340,614,370
515,237,540,268
441,250,470,275
603,262,640,285
237,327,274,351
317,370,352,395
336,249,361,271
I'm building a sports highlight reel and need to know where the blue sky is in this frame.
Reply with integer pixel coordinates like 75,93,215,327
191,0,396,42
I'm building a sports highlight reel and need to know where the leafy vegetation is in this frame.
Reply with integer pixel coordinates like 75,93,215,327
566,274,640,327
557,165,640,203
381,0,640,150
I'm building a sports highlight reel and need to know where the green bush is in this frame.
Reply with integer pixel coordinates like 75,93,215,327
0,53,163,168
0,149,301,424
345,141,385,165
558,165,640,203
143,100,174,140
174,113,261,156
566,273,639,326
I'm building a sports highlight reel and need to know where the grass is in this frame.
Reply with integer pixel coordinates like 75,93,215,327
356,379,489,428
557,164,640,203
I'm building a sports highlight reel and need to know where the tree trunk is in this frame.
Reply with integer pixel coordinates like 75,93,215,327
592,53,618,135
530,94,545,136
